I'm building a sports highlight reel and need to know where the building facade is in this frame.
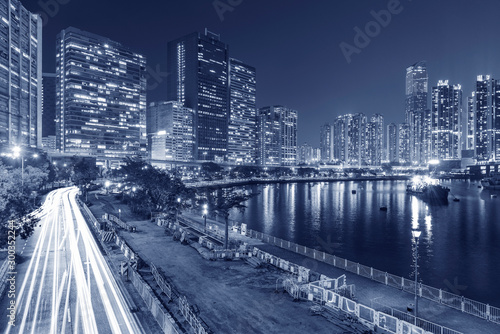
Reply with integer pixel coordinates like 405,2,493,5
167,29,229,162
366,114,384,166
320,123,333,162
473,75,500,162
257,106,297,166
56,27,147,166
147,101,195,162
227,58,257,165
398,123,411,164
0,0,42,149
386,123,398,163
430,80,462,160
405,61,429,165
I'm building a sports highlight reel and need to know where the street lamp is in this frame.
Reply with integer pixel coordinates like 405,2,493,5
12,146,25,188
105,180,111,194
118,209,121,221
202,204,208,232
411,229,422,321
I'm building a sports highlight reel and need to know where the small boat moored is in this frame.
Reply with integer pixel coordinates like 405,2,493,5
406,176,450,204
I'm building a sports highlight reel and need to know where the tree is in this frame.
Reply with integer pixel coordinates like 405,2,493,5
200,162,222,180
202,187,254,249
71,156,99,199
0,164,39,248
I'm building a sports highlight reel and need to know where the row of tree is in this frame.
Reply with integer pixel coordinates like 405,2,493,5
111,157,254,249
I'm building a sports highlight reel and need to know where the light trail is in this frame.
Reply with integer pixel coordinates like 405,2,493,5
5,187,144,334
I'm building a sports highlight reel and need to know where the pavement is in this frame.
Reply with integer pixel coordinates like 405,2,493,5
0,187,145,334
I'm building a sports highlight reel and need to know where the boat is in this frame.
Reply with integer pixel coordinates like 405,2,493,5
481,173,500,190
406,176,450,203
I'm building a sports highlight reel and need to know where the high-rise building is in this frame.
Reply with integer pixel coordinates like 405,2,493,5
320,123,333,162
0,0,42,148
147,101,195,162
298,142,313,164
227,58,257,165
366,114,384,166
430,80,462,160
56,27,147,166
398,123,411,164
465,93,475,151
42,73,56,138
473,75,500,161
167,29,229,162
257,106,297,166
346,113,367,166
333,116,347,163
405,61,429,165
386,123,398,163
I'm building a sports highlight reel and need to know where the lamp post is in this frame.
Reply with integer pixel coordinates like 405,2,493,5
202,204,208,232
105,180,110,194
118,209,121,221
411,229,422,321
176,197,181,223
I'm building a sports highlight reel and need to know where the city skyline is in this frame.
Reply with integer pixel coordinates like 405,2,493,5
18,0,500,147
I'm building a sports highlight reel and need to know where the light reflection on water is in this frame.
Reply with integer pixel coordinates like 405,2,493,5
231,180,500,307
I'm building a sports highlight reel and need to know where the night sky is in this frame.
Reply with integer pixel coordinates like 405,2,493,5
21,0,500,146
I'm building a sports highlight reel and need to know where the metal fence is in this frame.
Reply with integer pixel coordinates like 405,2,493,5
130,269,181,334
151,263,173,301
246,228,500,326
178,296,210,334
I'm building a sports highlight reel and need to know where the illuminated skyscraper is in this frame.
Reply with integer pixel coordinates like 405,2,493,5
320,123,333,162
430,80,462,160
346,113,367,166
147,101,195,162
405,61,429,164
366,114,384,166
465,93,475,150
333,116,347,163
398,123,411,164
56,27,147,166
228,58,257,165
471,75,500,162
386,123,398,163
257,106,297,166
0,0,42,148
167,29,229,162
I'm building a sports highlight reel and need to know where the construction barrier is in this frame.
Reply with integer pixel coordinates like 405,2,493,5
246,228,500,326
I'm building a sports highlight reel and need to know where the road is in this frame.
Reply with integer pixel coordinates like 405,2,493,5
0,187,144,334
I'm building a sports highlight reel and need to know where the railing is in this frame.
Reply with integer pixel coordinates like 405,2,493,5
246,229,500,326
258,246,462,334
151,263,173,301
178,296,211,334
371,300,462,334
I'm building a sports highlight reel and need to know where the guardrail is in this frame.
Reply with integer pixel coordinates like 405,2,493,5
246,229,500,326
